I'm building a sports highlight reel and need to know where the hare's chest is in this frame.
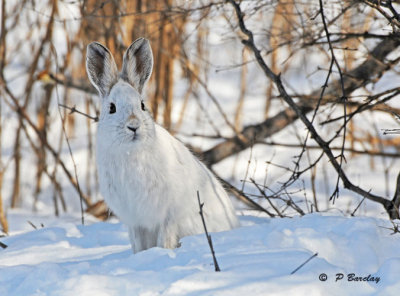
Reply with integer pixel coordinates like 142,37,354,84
99,153,151,196
97,149,169,223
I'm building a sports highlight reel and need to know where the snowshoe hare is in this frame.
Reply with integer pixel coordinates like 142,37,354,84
86,38,239,253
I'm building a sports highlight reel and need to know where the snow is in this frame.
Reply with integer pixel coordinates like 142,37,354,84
1,212,399,295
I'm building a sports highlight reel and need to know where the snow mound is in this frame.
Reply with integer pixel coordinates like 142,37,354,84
0,214,399,295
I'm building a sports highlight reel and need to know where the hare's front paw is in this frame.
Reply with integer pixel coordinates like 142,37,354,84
128,225,181,253
158,232,180,250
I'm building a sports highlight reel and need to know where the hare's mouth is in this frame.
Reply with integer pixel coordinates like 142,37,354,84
127,132,138,141
127,126,139,141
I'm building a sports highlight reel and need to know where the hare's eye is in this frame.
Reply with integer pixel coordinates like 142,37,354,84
141,101,146,111
109,103,116,114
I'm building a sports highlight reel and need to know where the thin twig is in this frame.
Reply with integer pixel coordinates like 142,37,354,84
290,253,318,274
58,104,99,122
351,197,367,216
250,178,284,217
321,90,400,126
51,44,86,224
215,174,275,216
241,142,253,192
1,84,91,208
389,171,400,218
180,56,240,136
379,220,400,235
50,74,96,94
0,241,7,249
27,220,38,230
318,0,347,203
197,191,221,272
259,140,400,158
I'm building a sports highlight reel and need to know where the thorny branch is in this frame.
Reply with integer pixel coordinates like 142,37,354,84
361,0,400,29
318,0,347,202
227,0,400,218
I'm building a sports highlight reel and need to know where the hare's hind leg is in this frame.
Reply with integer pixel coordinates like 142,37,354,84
128,225,159,253
128,226,139,253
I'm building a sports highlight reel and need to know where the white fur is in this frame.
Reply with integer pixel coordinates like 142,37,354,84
87,38,239,253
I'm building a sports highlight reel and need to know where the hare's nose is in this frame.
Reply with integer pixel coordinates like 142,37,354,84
127,126,138,133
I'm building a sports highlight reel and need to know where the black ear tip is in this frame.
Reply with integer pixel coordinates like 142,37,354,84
131,37,150,49
142,38,150,46
134,37,145,43
87,42,109,57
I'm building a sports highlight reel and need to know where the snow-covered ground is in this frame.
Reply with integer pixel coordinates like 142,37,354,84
1,211,399,295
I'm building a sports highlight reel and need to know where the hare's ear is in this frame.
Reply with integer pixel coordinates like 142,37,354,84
121,38,153,94
86,42,118,97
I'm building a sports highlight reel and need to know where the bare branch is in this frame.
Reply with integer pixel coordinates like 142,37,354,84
50,74,96,94
216,175,275,216
1,83,92,208
197,191,221,272
0,241,7,249
58,104,99,122
291,253,318,275
202,35,400,165
389,171,400,219
227,0,399,217
250,178,284,218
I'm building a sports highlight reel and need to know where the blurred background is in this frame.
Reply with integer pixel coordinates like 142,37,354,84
1,0,400,233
